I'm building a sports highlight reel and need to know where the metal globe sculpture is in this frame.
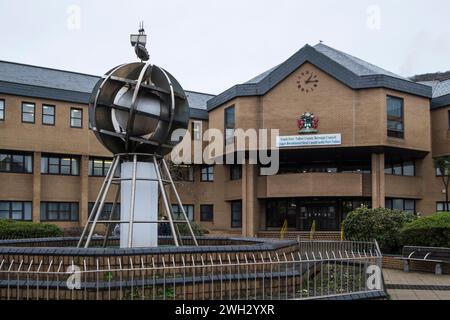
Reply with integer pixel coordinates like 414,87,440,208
89,62,189,156
78,24,198,249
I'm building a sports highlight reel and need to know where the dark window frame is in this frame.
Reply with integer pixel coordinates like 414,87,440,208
70,107,83,128
230,165,242,180
0,99,5,121
42,104,56,126
89,157,113,177
436,202,450,212
0,151,33,174
41,154,80,176
201,165,214,182
0,201,32,221
448,110,450,130
200,204,214,222
172,204,195,221
387,95,404,139
40,202,79,222
230,200,242,228
224,105,236,145
385,198,416,213
21,101,35,124
88,202,120,220
191,121,202,141
385,161,415,176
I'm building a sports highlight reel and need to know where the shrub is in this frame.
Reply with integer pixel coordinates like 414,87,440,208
0,220,63,239
177,221,209,236
400,212,450,248
343,207,415,254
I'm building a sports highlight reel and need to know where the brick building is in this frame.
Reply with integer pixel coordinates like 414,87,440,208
1,43,450,237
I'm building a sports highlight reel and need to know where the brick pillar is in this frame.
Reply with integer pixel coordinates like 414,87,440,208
371,153,385,208
32,152,41,223
80,155,89,227
242,164,257,237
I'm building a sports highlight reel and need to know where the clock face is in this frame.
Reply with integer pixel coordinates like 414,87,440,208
296,70,319,93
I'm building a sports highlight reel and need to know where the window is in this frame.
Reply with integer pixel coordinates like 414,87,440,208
40,202,79,221
200,205,214,222
172,204,194,221
201,166,214,182
21,102,35,123
41,155,79,176
172,165,194,182
42,104,55,125
0,99,4,120
385,198,416,214
436,167,449,177
385,161,415,176
230,165,242,180
448,110,450,129
89,158,113,177
192,121,202,141
70,108,83,128
387,96,404,138
0,151,33,173
437,202,450,212
0,202,32,221
88,202,120,220
231,201,242,228
225,106,235,145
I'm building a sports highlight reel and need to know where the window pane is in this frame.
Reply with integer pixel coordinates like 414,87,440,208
24,203,32,221
71,118,82,127
392,164,402,175
404,200,415,212
403,162,415,176
71,159,79,175
24,156,32,173
392,199,404,211
43,105,54,116
43,115,54,125
60,158,71,175
22,104,34,113
0,100,4,120
22,113,34,123
71,203,79,221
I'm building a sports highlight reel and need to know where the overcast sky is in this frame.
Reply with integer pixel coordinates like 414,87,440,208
0,0,449,94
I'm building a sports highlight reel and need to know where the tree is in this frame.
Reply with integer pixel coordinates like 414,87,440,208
434,156,450,211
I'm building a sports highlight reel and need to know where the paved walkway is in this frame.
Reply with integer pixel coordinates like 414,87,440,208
384,269,450,300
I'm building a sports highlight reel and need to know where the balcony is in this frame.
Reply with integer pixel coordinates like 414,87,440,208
257,172,371,198
385,175,423,199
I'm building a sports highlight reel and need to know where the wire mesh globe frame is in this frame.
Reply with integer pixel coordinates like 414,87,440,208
89,62,190,157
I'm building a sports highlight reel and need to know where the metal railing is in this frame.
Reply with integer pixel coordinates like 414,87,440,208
0,241,383,300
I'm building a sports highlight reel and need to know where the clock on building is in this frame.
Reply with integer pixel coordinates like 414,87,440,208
297,70,319,93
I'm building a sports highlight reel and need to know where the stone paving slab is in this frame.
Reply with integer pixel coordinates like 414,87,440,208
384,269,450,300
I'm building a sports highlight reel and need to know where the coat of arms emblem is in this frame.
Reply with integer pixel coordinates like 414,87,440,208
297,112,319,134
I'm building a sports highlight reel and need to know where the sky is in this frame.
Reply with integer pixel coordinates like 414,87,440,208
0,0,449,95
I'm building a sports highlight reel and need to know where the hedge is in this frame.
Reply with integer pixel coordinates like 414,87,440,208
400,212,450,248
0,220,63,239
343,207,415,254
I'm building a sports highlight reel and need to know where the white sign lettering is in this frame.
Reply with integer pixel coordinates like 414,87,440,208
276,134,342,148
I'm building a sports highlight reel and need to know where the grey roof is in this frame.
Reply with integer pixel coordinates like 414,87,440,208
419,79,450,109
245,65,280,84
0,60,99,93
313,43,408,80
207,43,433,111
418,79,450,98
0,60,213,120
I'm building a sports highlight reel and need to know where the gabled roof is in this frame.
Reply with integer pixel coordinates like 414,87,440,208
0,60,213,120
207,43,433,111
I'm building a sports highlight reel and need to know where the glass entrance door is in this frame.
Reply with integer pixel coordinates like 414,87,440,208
299,204,338,231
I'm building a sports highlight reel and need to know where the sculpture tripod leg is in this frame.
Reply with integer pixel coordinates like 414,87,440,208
77,155,121,248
